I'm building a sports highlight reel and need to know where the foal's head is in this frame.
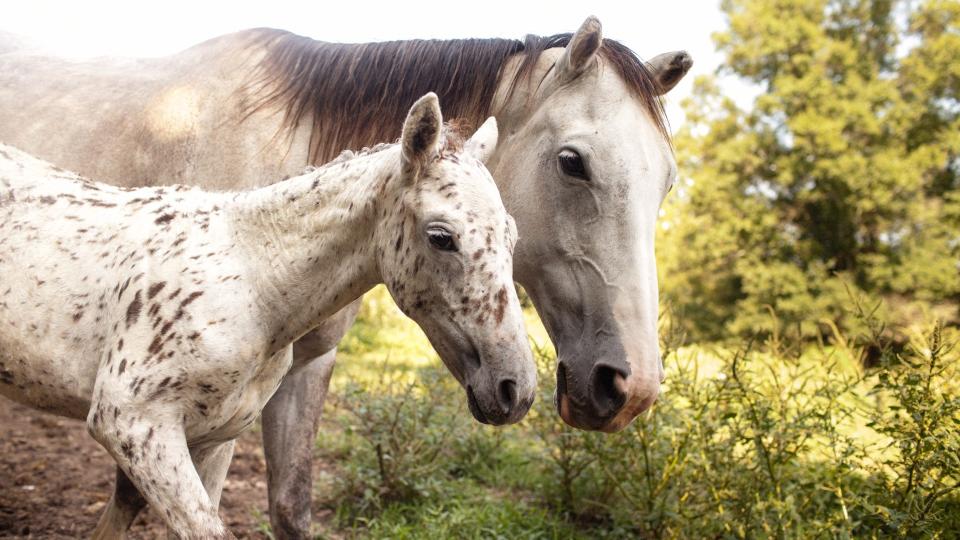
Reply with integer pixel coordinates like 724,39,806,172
377,93,535,425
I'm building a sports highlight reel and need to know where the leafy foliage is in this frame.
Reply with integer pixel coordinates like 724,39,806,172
660,0,960,341
859,322,960,536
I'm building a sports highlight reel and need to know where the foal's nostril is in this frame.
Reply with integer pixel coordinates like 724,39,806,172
496,378,518,415
592,365,627,419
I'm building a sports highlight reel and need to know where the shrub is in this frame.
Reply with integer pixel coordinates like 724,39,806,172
326,364,467,522
856,322,960,536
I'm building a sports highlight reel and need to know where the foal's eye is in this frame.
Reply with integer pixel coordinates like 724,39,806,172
558,149,589,181
427,226,457,252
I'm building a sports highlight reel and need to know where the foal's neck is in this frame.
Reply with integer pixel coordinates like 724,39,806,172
226,148,396,353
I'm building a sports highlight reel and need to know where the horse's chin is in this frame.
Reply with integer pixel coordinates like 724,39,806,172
555,388,654,432
555,391,593,430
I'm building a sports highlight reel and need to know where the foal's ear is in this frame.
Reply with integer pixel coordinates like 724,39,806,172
647,51,694,95
401,92,443,176
464,117,498,164
557,16,603,82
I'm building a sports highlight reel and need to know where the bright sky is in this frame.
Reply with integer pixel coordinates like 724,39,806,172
3,0,751,127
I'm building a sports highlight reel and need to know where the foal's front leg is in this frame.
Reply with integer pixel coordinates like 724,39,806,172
159,441,237,540
89,411,233,539
193,440,236,510
91,435,236,540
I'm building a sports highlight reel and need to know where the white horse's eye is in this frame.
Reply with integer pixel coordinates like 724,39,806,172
427,226,458,252
557,149,589,181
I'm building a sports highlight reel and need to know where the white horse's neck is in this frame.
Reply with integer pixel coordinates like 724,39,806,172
226,148,396,352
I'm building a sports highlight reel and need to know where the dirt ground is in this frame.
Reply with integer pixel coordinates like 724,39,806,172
0,397,333,539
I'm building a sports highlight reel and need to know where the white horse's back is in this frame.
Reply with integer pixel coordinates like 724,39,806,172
0,30,303,191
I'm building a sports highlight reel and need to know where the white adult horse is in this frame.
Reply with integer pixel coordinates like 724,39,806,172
0,16,692,537
0,95,535,538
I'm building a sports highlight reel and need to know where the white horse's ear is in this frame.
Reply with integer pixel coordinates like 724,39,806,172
464,117,498,164
557,16,603,82
647,51,694,95
401,92,443,175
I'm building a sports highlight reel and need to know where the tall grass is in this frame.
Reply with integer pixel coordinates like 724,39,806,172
308,287,959,538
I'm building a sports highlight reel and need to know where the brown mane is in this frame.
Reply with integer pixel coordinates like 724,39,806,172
242,29,669,164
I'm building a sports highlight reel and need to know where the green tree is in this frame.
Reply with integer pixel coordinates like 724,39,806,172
661,0,960,341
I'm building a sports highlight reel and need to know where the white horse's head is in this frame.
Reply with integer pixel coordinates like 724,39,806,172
489,17,692,432
378,93,535,425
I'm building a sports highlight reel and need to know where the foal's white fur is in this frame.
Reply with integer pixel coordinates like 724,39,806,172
0,94,533,538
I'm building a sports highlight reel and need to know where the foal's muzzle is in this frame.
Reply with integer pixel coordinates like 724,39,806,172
466,376,529,425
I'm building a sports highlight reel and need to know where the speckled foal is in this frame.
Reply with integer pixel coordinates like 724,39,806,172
0,93,535,539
